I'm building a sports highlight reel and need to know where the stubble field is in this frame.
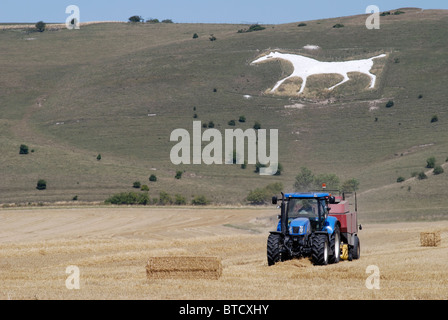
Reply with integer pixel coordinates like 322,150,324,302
1,206,447,300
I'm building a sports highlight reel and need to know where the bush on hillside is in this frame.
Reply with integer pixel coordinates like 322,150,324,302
426,157,436,169
133,181,141,189
36,179,47,190
433,165,444,175
174,194,187,205
175,170,183,179
238,24,266,33
35,21,46,32
129,16,143,23
247,182,283,205
105,192,149,205
191,195,209,205
417,171,427,180
385,100,394,108
159,191,173,205
19,144,29,155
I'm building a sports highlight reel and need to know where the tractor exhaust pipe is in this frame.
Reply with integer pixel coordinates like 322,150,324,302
280,192,288,235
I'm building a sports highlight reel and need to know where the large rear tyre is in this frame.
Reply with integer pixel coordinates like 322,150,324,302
267,233,282,266
311,234,329,265
329,226,341,264
352,235,360,260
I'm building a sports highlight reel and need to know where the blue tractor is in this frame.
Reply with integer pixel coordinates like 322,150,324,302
268,192,358,266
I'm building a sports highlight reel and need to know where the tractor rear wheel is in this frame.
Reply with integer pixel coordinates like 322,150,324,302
352,235,360,259
329,226,341,264
267,233,282,266
311,234,329,265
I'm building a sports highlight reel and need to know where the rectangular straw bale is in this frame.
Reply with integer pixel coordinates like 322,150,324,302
146,256,222,280
420,231,441,247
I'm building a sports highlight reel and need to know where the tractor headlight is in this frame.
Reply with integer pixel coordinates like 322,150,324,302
299,226,304,234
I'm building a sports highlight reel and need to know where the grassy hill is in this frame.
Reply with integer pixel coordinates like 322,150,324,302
1,8,448,222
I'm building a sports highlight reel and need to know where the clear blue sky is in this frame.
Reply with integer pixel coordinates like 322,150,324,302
0,0,447,24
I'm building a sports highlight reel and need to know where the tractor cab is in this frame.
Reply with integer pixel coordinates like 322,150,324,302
272,192,331,236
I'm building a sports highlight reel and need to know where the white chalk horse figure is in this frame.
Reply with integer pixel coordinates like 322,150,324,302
251,51,386,95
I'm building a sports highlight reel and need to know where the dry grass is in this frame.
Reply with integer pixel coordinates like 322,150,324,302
0,207,448,300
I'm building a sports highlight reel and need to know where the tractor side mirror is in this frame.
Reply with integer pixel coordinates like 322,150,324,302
272,196,278,205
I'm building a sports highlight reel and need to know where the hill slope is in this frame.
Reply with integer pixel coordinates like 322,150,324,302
1,8,447,221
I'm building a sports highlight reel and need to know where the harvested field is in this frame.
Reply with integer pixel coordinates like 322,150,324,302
0,206,448,300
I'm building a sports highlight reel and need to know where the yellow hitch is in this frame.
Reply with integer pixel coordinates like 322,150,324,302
341,244,349,260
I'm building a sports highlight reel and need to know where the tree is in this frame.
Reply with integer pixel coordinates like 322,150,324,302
35,21,46,32
431,115,438,123
149,174,157,182
97,154,102,161
246,188,268,205
314,173,340,190
426,157,436,169
253,121,261,130
146,18,159,24
247,183,283,205
36,179,47,190
105,192,149,205
191,195,209,205
174,194,187,205
19,144,29,155
341,178,360,193
239,116,246,123
293,167,315,192
193,33,199,39
159,191,173,205
128,15,143,23
209,34,217,41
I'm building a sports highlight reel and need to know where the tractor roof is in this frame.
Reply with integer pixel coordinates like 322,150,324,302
284,192,330,199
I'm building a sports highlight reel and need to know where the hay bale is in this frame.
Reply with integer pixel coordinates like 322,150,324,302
146,256,222,280
420,231,441,247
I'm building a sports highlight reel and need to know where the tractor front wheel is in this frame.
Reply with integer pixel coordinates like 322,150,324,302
267,233,282,266
311,234,329,265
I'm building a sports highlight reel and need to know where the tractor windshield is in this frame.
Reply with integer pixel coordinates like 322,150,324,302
287,198,319,219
